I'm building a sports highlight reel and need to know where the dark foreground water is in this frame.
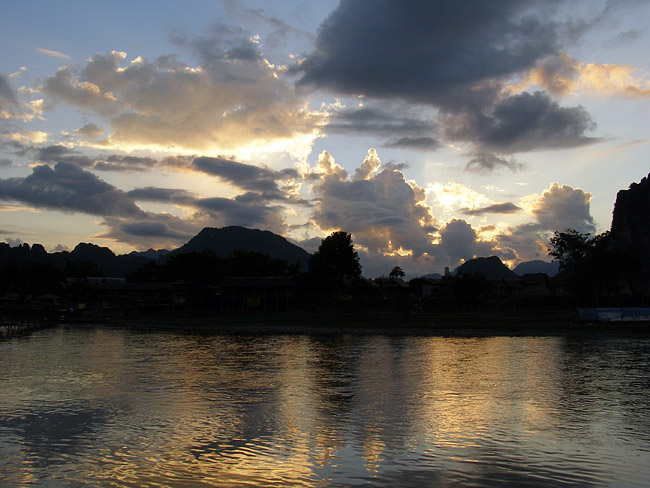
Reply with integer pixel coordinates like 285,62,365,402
1,325,650,487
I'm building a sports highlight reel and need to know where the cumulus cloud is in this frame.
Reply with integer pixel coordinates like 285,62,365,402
530,183,595,234
42,44,326,153
310,149,437,264
435,219,499,265
495,182,596,262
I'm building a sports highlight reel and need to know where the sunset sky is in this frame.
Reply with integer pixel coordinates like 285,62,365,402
1,0,649,277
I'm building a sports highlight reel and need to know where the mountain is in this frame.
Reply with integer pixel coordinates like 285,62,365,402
131,249,170,260
420,273,443,280
169,226,311,268
455,256,517,280
513,260,559,276
611,173,650,267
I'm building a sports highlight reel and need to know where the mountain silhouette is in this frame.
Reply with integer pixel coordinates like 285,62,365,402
455,256,517,280
168,226,311,268
513,260,559,276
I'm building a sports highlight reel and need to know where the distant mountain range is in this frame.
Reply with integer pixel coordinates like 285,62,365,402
0,226,312,278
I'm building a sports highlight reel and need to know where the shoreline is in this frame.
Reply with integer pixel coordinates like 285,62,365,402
58,310,650,337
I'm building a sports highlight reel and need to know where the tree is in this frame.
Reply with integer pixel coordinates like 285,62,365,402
548,229,600,274
388,266,405,280
308,231,362,289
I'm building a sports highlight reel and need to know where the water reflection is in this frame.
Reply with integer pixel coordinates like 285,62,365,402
1,326,650,486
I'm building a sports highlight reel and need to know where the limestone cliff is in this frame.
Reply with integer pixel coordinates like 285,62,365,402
611,173,650,266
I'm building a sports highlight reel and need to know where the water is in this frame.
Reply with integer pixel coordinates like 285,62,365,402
2,325,650,487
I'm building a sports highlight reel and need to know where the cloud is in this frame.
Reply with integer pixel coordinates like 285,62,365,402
443,91,598,154
325,105,440,149
98,214,201,249
524,53,650,98
0,162,143,217
461,202,522,216
119,221,189,239
75,123,104,139
197,196,284,232
435,219,498,265
494,182,596,262
530,182,595,234
298,1,561,108
4,131,48,144
193,156,304,203
1,73,43,122
42,45,326,153
297,1,606,160
35,47,72,60
33,144,164,172
465,153,524,174
0,74,19,108
310,149,437,262
126,187,196,206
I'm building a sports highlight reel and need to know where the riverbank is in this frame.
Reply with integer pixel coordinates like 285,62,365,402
60,309,650,337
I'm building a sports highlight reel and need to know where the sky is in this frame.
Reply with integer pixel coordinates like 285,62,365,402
1,0,649,277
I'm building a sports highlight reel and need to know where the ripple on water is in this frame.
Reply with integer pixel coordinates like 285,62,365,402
2,327,650,487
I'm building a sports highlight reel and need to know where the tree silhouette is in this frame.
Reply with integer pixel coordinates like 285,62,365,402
388,266,405,280
308,231,361,290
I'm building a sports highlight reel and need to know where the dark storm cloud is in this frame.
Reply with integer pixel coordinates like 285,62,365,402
461,202,522,216
297,0,603,158
297,0,560,108
126,187,196,205
0,162,142,217
444,91,598,153
193,157,299,201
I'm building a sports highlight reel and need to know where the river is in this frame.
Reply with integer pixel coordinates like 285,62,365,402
1,324,650,487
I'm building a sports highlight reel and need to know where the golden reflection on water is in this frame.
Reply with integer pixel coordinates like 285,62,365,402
2,327,650,487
